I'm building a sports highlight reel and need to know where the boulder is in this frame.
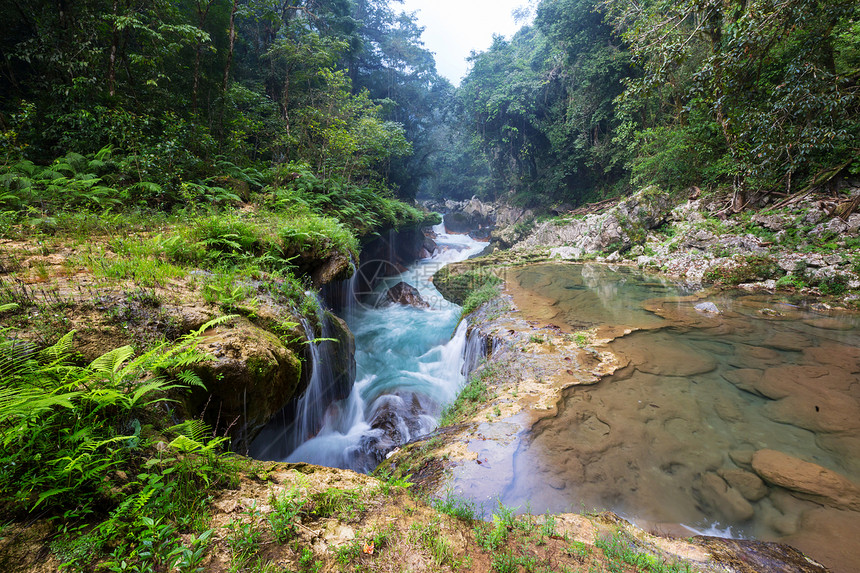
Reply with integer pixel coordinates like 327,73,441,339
384,282,430,308
192,317,303,449
718,468,769,501
698,472,755,522
751,449,860,511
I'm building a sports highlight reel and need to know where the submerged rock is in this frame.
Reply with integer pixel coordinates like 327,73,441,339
697,472,755,522
384,281,430,308
751,449,860,511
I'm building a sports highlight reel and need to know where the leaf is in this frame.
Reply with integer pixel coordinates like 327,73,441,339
89,346,135,375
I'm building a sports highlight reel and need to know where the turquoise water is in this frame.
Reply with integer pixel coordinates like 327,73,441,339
279,224,486,471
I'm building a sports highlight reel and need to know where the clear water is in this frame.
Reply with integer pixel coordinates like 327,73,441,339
498,263,860,573
272,224,487,472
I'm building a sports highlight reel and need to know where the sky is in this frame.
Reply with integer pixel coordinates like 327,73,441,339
398,0,530,85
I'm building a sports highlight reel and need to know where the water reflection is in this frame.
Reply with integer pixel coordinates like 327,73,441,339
501,263,860,573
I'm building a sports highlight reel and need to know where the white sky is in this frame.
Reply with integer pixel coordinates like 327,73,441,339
398,0,529,85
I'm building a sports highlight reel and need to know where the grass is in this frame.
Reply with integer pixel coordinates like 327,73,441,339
438,365,494,426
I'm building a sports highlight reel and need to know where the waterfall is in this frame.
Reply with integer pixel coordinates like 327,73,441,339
249,295,342,460
462,326,490,377
253,220,486,472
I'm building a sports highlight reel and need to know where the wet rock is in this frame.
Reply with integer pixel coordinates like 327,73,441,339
751,449,860,511
698,472,755,522
730,449,756,469
694,302,721,314
697,536,829,573
761,331,812,352
721,368,762,395
784,507,860,573
621,334,717,377
192,318,303,448
420,235,437,258
762,389,860,433
311,252,352,286
718,468,769,501
384,281,430,308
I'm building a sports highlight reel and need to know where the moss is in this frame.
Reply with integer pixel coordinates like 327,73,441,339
432,264,502,306
704,255,784,285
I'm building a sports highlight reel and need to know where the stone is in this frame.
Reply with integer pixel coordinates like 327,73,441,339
730,449,755,469
783,508,860,573
620,334,717,377
694,302,721,314
722,369,763,395
698,472,755,522
751,449,860,511
192,317,303,448
384,281,430,308
718,468,769,501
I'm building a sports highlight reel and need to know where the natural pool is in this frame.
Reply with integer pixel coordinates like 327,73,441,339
500,263,860,573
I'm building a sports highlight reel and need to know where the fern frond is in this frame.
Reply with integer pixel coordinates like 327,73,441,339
39,330,76,366
89,345,135,375
175,369,205,389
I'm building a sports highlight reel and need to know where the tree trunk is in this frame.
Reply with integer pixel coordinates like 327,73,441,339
222,0,238,94
109,0,118,97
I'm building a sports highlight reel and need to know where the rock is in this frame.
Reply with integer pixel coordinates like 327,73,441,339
384,281,430,308
695,302,721,314
698,472,755,522
550,246,584,260
718,468,769,501
311,252,352,286
761,331,811,352
516,188,672,255
752,213,792,231
751,449,860,511
421,235,437,258
722,368,763,395
784,507,860,573
697,536,829,573
192,318,303,448
730,449,755,469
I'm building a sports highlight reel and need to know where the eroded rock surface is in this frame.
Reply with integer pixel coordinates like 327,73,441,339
751,449,860,511
193,318,303,449
384,281,430,308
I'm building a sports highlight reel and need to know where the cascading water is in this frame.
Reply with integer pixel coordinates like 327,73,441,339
260,221,487,472
249,294,347,460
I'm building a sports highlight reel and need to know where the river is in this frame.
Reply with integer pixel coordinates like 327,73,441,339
251,222,486,471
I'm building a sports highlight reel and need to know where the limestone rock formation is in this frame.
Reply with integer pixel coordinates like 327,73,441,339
516,187,673,255
192,317,303,450
751,449,860,511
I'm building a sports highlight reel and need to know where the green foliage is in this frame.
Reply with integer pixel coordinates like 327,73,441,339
704,255,784,285
268,488,303,543
439,365,494,426
0,316,240,570
410,519,456,567
308,488,365,522
595,530,696,573
432,491,480,522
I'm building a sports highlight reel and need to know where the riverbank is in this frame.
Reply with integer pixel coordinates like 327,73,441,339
431,184,860,309
390,259,860,573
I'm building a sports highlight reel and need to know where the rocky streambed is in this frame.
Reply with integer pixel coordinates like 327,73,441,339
388,261,860,573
